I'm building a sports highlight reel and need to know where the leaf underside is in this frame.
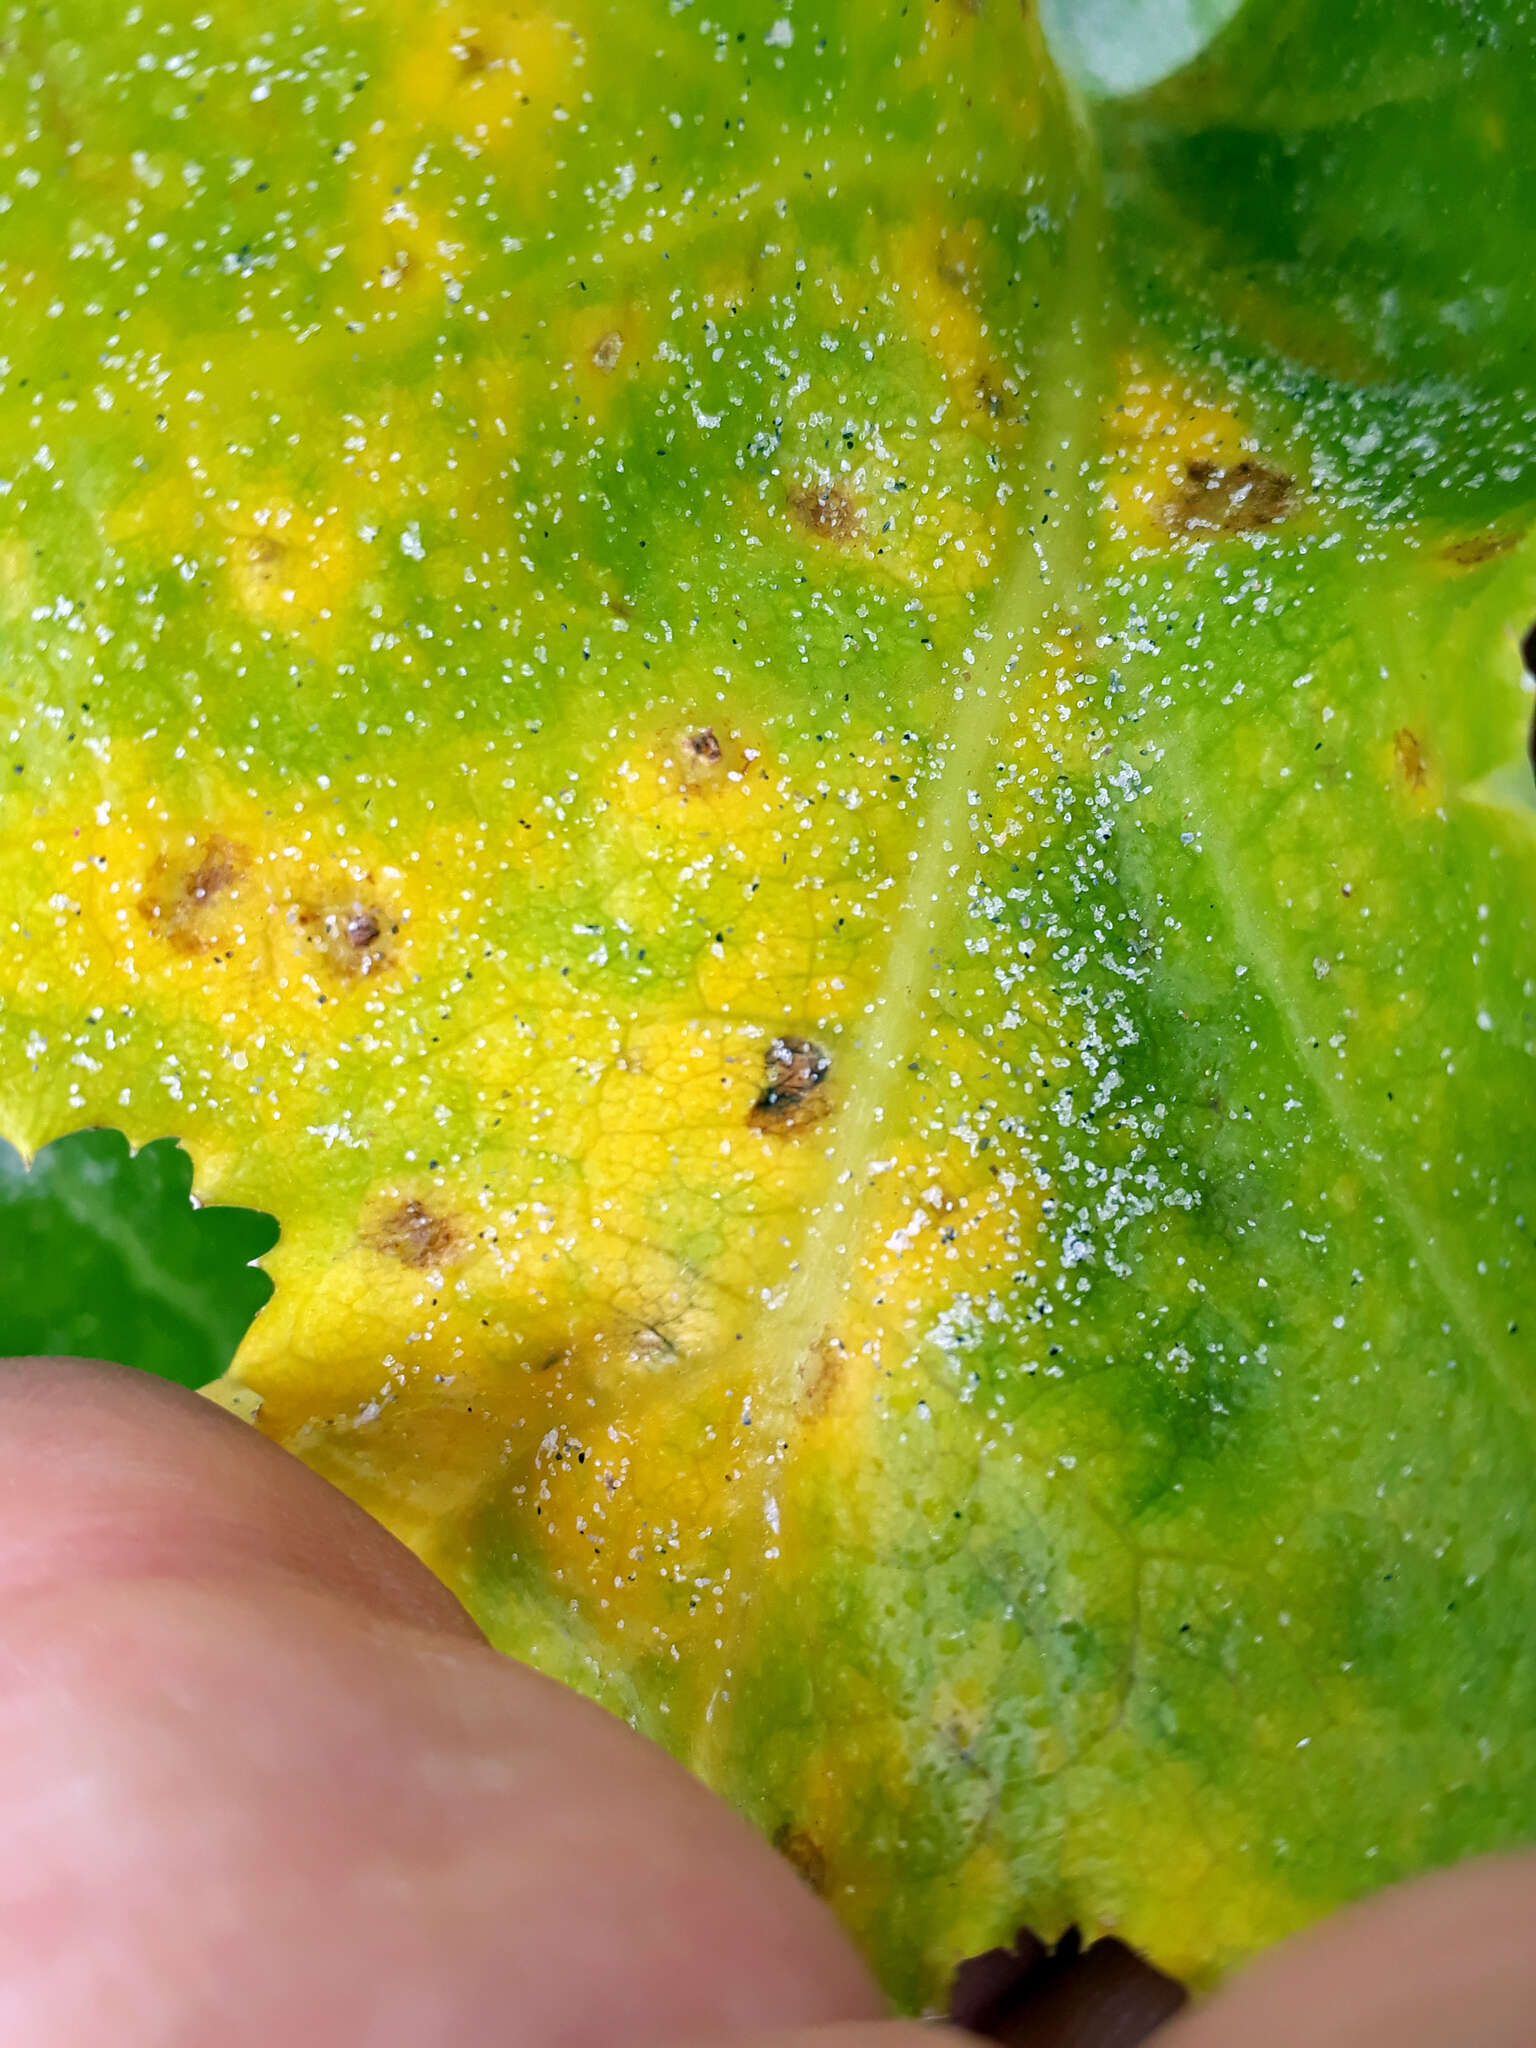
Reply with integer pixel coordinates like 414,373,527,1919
1,0,1533,2009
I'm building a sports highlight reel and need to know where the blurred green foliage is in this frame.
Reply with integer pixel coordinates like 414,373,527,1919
0,1130,277,1388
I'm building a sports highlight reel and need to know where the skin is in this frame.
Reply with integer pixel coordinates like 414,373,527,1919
0,1357,1531,2048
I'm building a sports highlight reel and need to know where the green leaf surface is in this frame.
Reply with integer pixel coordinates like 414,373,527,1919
1102,0,1536,519
0,0,1532,2011
0,1131,276,1388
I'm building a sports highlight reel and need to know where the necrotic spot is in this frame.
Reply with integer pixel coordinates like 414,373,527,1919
1162,458,1292,536
138,835,248,955
788,479,864,543
748,1035,832,1134
1441,529,1521,567
298,898,393,979
1394,727,1427,789
680,726,722,765
368,1198,460,1268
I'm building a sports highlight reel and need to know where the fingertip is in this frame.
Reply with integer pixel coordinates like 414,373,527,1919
668,2027,956,2048
0,1356,887,2046
0,1354,480,1639
1166,1851,1536,2048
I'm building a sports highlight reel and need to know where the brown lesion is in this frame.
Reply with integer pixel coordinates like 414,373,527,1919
675,723,733,792
748,1035,833,1134
297,897,394,979
1441,529,1521,567
591,330,624,371
1161,458,1294,537
788,479,864,544
1394,727,1428,790
238,533,289,589
138,835,249,955
679,725,722,767
368,1198,461,1269
797,1334,845,1416
772,1824,828,1895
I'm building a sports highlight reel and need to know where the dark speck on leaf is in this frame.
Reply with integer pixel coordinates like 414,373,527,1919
681,727,722,764
950,1925,1187,2048
975,369,1017,419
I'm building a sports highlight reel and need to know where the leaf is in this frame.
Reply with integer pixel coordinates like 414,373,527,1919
1,0,1533,2012
1098,0,1536,519
0,1131,276,1389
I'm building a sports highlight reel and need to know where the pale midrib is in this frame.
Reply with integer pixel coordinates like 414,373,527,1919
1172,753,1533,1425
742,149,1104,1422
687,99,1102,1768
750,550,1056,1410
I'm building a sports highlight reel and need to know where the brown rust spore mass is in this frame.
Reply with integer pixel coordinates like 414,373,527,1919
137,835,249,955
788,479,864,543
748,1034,833,1134
369,1197,461,1269
1162,458,1293,536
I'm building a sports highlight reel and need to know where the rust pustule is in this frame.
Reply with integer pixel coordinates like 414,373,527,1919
749,1035,832,1134
1394,727,1427,789
369,1198,460,1269
298,898,393,978
796,1335,845,1416
676,723,729,790
1441,529,1520,567
788,479,864,543
240,533,288,582
138,835,248,955
1163,457,1293,536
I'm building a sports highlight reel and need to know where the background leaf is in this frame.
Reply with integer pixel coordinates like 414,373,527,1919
0,1131,276,1387
1100,0,1536,519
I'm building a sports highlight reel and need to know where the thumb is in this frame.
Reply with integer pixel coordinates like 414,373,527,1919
0,1356,882,2048
1162,1850,1536,2048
